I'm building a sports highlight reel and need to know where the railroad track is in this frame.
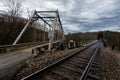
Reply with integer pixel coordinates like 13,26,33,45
21,41,102,80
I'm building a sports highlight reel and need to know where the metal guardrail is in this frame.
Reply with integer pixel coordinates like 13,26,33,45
0,41,47,53
83,40,98,46
0,39,64,53
0,42,45,49
0,40,63,49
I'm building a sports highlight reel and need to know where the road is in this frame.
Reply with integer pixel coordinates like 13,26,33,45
0,48,32,80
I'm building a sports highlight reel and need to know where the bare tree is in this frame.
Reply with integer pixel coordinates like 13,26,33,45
1,0,23,45
5,0,22,17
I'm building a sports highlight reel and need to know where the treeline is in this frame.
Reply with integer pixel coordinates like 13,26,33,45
65,31,120,50
65,32,97,43
104,31,120,49
0,14,48,45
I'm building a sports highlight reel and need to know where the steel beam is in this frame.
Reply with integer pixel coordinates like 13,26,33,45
36,11,57,13
35,13,53,28
12,10,64,48
33,16,55,18
13,11,36,45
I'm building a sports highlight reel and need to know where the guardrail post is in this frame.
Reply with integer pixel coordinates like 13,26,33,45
32,48,38,58
48,40,52,51
74,41,76,47
68,42,70,49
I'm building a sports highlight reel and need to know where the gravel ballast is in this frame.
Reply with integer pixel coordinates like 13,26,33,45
13,48,83,80
13,47,120,80
101,48,120,80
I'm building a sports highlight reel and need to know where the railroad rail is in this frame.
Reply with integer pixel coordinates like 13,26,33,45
21,41,102,80
80,45,100,80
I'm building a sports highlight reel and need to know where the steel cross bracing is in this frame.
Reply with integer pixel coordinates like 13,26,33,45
12,10,64,50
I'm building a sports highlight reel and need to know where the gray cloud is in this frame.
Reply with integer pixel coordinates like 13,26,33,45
0,0,120,33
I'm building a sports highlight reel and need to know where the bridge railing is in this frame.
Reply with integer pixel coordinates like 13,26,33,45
0,41,47,53
0,39,64,53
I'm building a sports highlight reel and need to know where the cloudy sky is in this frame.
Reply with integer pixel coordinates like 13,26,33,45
0,0,120,34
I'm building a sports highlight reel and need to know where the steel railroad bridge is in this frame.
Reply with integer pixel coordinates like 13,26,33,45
0,10,65,53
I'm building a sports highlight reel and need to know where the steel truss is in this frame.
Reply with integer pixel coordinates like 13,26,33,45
13,10,64,50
